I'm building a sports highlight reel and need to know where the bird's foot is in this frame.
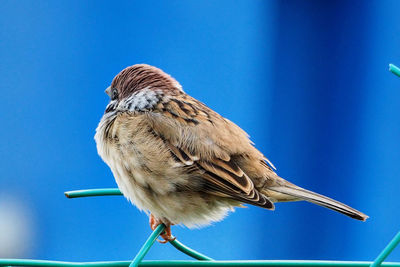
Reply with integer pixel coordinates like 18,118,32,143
149,214,176,243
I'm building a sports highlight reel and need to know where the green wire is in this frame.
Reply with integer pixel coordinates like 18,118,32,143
137,261,400,266
1,260,400,267
367,63,400,267
0,259,129,267
170,240,213,261
64,188,214,261
389,64,400,78
64,188,122,198
63,188,400,266
129,224,165,267
371,231,400,267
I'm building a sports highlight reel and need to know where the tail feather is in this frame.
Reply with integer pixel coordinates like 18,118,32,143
268,185,368,221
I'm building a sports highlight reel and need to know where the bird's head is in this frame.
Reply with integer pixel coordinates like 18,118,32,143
105,64,183,103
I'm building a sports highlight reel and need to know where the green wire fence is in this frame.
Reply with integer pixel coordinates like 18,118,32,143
1,187,398,267
1,64,400,267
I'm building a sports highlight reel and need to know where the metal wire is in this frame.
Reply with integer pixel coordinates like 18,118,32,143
0,187,399,266
129,224,166,267
371,231,400,267
1,260,400,267
389,63,400,77
62,188,400,267
64,188,214,262
170,240,214,261
64,188,122,198
138,262,400,266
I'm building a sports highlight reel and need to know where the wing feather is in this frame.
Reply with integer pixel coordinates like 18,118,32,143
139,93,275,209
197,160,253,194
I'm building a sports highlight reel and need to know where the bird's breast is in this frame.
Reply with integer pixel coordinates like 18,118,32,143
95,112,236,227
95,113,189,205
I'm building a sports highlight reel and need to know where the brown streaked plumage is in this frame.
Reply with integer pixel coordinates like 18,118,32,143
95,64,368,242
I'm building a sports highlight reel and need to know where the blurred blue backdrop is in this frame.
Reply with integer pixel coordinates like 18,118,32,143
0,0,399,262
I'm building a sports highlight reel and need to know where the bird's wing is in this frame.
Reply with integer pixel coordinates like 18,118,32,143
144,93,274,209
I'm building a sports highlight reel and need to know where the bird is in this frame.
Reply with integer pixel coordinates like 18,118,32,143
95,64,368,242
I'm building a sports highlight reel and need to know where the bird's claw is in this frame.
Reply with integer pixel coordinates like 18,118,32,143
149,214,175,243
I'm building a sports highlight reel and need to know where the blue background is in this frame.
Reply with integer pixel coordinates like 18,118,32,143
1,0,399,262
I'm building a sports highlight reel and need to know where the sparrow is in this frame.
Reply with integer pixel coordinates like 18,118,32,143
95,64,368,242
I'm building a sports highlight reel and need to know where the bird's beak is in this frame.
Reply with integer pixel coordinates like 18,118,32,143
105,86,111,97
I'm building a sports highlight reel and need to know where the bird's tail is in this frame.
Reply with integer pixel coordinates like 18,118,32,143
267,184,368,221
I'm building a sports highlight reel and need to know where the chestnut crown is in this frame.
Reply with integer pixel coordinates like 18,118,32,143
107,64,182,101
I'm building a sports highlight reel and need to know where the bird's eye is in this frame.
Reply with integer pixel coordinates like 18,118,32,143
111,88,118,100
